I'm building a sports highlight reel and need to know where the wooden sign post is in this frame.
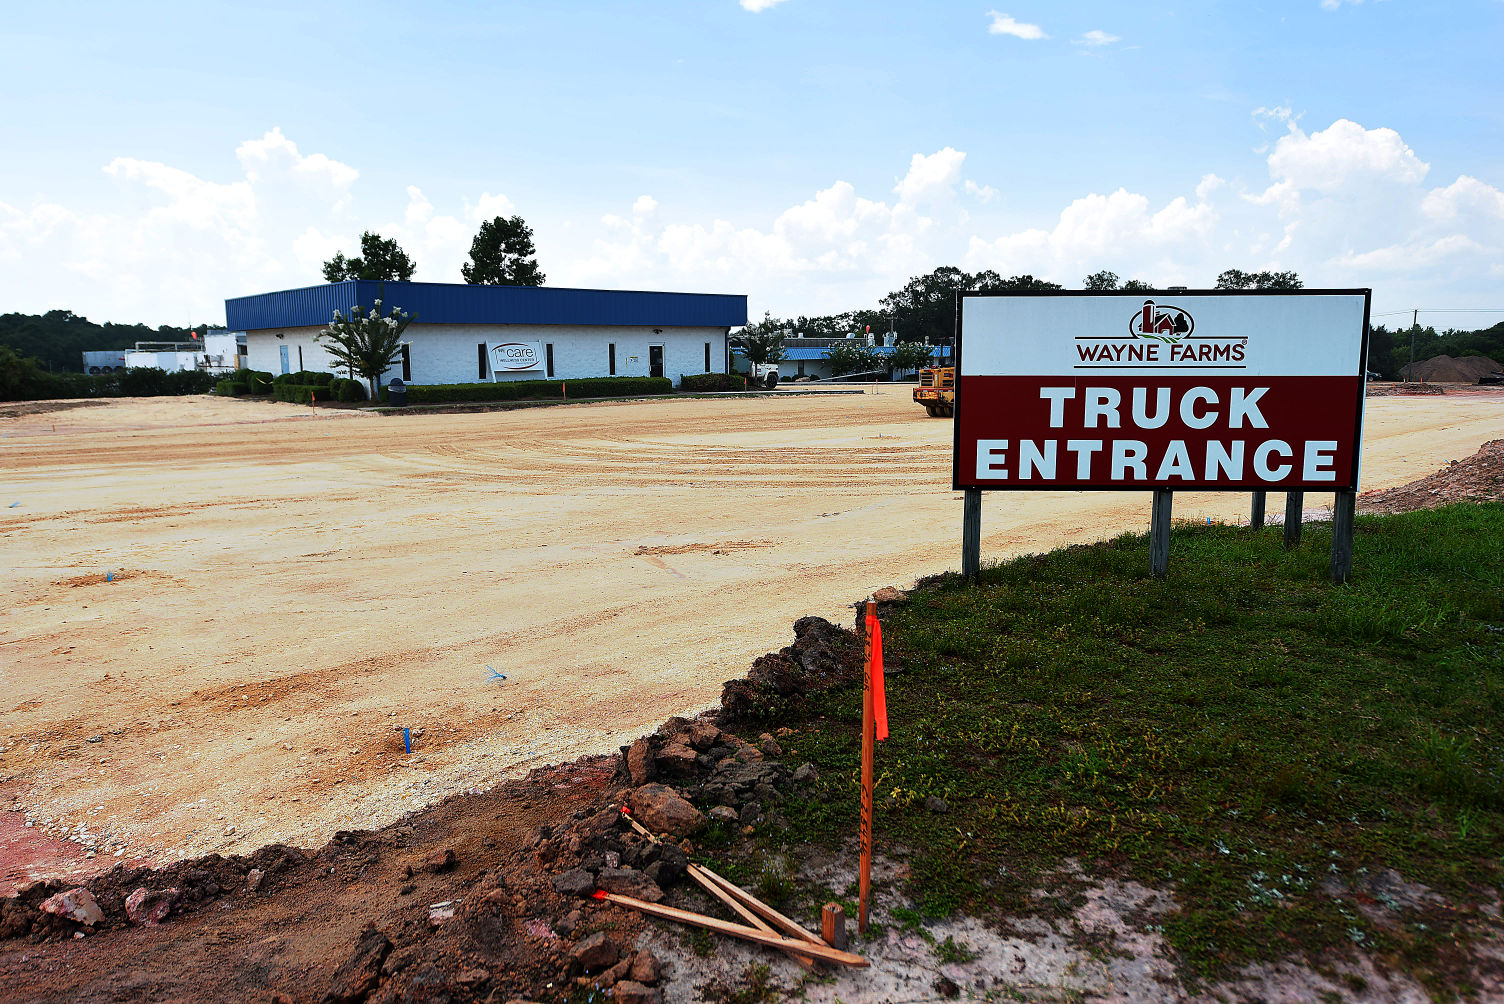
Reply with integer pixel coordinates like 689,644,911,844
858,599,875,933
1150,489,1173,578
1330,490,1356,583
1284,491,1305,548
962,489,981,582
1251,490,1267,529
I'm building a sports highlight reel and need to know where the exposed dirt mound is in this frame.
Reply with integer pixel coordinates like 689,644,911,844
1401,353,1504,384
1360,439,1504,514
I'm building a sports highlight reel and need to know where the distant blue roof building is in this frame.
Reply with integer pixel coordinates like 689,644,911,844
225,280,747,332
226,281,748,388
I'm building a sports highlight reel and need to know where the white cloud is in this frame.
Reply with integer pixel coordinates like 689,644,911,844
468,192,517,223
1320,0,1366,9
632,195,658,218
740,0,788,11
1264,118,1428,194
893,148,966,204
1075,30,1120,46
1421,175,1504,221
964,180,999,202
986,11,1047,39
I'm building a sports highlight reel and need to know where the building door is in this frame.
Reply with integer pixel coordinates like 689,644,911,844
279,344,290,375
400,344,411,382
649,344,664,379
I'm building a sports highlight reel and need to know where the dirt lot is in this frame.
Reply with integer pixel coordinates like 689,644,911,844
2,386,1502,890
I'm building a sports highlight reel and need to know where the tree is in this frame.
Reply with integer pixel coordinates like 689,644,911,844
462,215,546,286
1083,270,1154,290
878,267,1062,345
740,327,786,371
315,298,415,402
1215,269,1302,290
888,340,937,376
322,232,417,283
825,340,882,377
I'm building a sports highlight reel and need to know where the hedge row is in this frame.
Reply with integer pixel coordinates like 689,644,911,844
271,377,365,404
0,349,221,401
678,373,748,392
401,376,672,404
215,369,276,396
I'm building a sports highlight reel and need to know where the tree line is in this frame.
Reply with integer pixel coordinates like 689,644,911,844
0,310,216,374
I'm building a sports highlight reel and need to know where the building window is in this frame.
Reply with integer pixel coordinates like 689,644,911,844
546,343,555,378
609,343,616,376
478,342,487,380
401,344,411,382
704,342,711,373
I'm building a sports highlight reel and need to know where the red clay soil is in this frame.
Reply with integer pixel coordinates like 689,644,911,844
1399,353,1504,384
0,756,644,1003
1359,439,1504,514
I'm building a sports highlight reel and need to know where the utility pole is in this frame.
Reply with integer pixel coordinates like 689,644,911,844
1407,308,1418,382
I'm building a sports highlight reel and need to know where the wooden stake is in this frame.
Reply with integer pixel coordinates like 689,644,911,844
859,599,875,933
1330,489,1356,584
1150,489,1173,578
1284,491,1305,549
593,891,868,968
962,489,981,582
696,865,826,949
621,809,823,964
822,903,847,951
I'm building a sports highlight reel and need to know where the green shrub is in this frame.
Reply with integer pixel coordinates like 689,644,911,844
328,377,366,402
216,378,246,396
241,370,275,395
679,372,747,392
402,377,671,404
272,382,324,404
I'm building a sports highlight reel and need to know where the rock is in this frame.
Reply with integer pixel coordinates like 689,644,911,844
656,716,692,737
427,902,457,927
571,931,620,972
425,848,457,873
753,782,780,805
688,720,721,750
924,795,949,814
734,746,764,763
739,801,763,823
555,909,581,936
246,869,264,892
654,743,698,776
629,784,703,837
552,867,597,898
596,867,664,903
399,883,415,895
614,980,662,1004
87,735,103,744
124,887,180,927
604,850,621,868
629,950,663,984
709,806,739,823
758,733,782,757
720,617,858,718
625,737,656,786
873,585,907,605
322,925,392,1003
456,968,490,988
793,762,817,784
598,956,633,987
383,946,419,976
38,888,104,926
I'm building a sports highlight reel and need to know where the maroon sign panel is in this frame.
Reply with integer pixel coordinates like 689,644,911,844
953,291,1371,492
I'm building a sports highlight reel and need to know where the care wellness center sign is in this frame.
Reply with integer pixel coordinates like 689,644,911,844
954,290,1371,491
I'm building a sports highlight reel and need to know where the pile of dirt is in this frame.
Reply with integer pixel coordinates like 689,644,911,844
0,616,861,1004
1401,353,1504,384
1360,439,1504,514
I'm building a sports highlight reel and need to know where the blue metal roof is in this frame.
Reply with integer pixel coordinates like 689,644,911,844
225,280,747,331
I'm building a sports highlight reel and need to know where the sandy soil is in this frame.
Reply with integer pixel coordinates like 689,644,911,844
2,387,1501,883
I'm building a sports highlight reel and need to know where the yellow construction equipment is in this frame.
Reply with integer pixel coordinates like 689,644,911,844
913,365,954,417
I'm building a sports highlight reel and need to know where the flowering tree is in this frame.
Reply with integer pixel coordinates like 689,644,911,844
315,298,415,403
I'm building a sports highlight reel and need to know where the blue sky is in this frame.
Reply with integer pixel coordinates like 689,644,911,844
3,1,1502,328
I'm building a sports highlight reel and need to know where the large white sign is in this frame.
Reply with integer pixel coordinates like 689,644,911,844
488,341,544,373
955,290,1371,491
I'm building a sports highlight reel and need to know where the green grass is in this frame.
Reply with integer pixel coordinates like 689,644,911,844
735,503,1504,997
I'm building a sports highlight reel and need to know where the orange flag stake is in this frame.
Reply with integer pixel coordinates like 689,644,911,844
859,599,889,932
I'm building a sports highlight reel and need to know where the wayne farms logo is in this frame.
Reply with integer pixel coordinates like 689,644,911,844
1075,300,1247,366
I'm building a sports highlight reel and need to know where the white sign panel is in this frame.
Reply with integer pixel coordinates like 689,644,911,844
488,341,544,373
954,290,1371,491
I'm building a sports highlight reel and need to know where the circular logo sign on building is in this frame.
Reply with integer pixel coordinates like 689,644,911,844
489,341,543,372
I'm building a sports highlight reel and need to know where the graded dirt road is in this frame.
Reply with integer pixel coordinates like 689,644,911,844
2,387,1500,886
